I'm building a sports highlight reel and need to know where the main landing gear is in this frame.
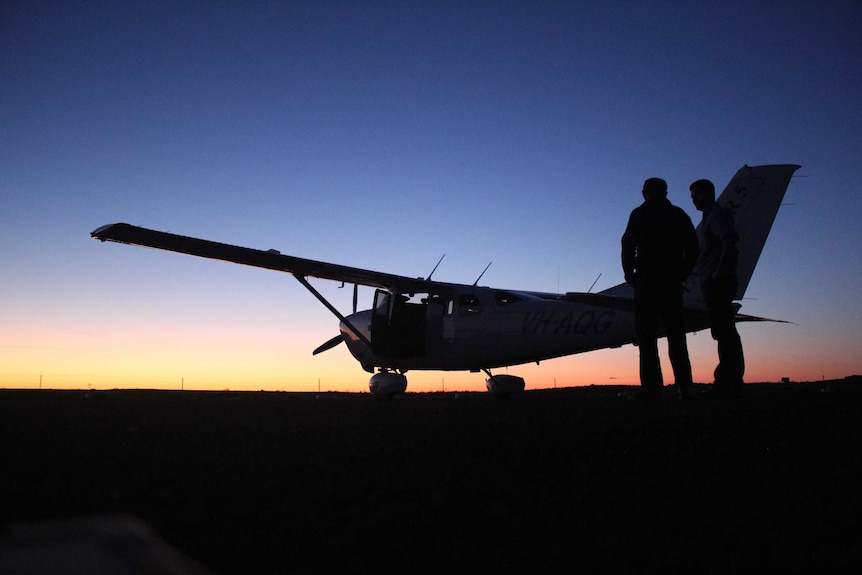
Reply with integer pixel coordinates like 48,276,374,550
483,369,526,397
367,368,526,398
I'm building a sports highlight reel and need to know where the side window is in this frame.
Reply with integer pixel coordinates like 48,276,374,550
458,294,481,315
427,294,447,318
494,291,522,306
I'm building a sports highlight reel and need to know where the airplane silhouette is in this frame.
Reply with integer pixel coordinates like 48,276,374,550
92,164,799,396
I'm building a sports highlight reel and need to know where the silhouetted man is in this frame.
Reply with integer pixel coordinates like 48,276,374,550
690,178,745,398
622,178,699,399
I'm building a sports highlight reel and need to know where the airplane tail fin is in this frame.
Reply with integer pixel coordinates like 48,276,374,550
697,163,800,302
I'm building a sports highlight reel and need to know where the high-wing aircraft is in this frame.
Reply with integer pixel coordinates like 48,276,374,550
91,164,799,396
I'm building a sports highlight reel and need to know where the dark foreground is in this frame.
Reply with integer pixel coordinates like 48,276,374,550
2,383,862,574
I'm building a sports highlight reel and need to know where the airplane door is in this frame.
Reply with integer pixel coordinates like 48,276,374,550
371,289,426,358
370,290,391,356
423,294,450,361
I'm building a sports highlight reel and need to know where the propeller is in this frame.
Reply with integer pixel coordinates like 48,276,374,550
313,334,344,355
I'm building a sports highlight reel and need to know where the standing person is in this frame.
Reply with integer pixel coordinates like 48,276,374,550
690,178,745,398
622,178,699,399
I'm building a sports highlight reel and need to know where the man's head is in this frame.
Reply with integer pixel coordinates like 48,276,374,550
642,177,667,201
690,178,715,212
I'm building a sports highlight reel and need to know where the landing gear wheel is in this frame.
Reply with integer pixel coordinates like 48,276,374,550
484,371,525,397
369,370,408,399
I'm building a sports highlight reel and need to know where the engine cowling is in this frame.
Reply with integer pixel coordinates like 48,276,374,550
369,372,408,397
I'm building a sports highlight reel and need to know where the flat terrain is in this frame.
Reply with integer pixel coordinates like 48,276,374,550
2,383,861,574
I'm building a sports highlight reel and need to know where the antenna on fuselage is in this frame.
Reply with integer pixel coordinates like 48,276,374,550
427,254,445,281
473,261,493,286
588,273,602,293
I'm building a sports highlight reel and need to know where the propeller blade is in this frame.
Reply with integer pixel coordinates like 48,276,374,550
313,334,344,355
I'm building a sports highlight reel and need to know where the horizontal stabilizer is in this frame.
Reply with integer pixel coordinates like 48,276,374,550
735,313,793,325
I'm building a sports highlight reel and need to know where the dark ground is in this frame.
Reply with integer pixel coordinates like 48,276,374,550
2,383,862,574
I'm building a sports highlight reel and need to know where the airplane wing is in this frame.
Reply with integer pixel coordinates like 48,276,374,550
91,223,441,294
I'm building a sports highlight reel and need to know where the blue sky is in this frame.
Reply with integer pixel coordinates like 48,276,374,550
2,1,861,391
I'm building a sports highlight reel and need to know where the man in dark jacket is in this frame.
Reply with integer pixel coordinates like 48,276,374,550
622,178,699,399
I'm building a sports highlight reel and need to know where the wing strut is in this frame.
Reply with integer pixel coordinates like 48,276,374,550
294,276,372,347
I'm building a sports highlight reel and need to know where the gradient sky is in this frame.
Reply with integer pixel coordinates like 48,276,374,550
2,1,861,392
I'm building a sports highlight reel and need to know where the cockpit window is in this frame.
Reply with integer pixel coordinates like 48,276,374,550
494,291,522,306
373,290,391,318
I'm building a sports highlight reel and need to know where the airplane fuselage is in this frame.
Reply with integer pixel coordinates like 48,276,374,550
340,286,648,373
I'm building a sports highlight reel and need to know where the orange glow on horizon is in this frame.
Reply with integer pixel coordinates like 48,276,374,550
2,322,858,392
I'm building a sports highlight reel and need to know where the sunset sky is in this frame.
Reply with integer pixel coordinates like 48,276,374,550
2,1,861,392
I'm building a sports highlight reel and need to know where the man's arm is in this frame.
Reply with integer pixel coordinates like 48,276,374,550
683,219,699,280
621,212,638,284
713,236,737,280
712,207,739,279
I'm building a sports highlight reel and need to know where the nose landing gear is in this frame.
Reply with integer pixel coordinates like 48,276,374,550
369,369,408,398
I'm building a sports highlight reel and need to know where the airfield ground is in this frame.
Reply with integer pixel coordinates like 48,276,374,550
2,382,861,574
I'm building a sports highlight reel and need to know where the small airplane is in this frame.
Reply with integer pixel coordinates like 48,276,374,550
91,164,799,396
